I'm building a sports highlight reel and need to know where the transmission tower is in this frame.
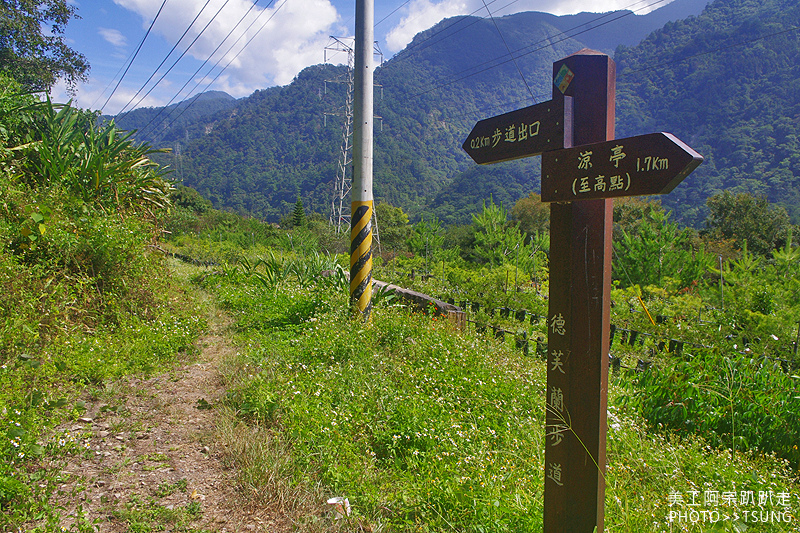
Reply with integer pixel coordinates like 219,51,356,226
324,37,355,234
323,37,384,254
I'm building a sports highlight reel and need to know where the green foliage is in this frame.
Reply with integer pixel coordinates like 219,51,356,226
105,0,800,227
0,0,89,92
206,248,800,532
292,197,306,228
210,274,547,532
442,223,478,262
107,9,676,223
0,85,205,530
472,199,535,272
612,197,665,241
407,214,444,261
704,190,793,255
375,201,411,253
111,90,237,147
623,353,800,465
511,191,549,239
14,99,173,212
613,208,712,289
616,0,800,224
170,185,212,214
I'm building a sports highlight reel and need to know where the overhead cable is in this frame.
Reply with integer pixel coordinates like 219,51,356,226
400,0,670,102
111,0,213,115
480,0,535,103
100,0,169,113
115,0,235,119
141,0,289,143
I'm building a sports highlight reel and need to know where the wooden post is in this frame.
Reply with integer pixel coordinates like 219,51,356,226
544,49,614,533
462,45,701,533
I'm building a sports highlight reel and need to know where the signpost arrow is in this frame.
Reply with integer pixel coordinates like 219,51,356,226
541,132,703,202
462,98,571,165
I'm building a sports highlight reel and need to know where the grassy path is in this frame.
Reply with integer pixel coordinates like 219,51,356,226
47,279,291,533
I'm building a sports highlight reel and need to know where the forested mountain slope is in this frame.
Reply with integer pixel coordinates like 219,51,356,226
615,0,800,224
125,0,800,225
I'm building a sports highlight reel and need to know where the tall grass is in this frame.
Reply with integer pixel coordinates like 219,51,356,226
203,263,800,532
0,81,206,530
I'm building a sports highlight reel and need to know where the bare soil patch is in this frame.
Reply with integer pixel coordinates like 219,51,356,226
53,308,293,532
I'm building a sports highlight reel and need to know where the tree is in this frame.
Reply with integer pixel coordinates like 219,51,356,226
375,201,411,252
704,191,791,255
443,223,477,261
511,192,549,238
0,0,89,92
407,215,444,258
292,197,306,228
614,208,710,289
612,197,664,241
171,185,212,214
472,198,529,267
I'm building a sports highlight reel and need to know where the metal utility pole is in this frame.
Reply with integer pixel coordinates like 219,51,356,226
350,0,374,317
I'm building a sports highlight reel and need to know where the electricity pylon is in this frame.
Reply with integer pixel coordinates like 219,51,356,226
324,37,355,234
323,37,383,254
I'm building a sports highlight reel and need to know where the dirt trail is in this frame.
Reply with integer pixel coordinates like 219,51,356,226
54,307,292,532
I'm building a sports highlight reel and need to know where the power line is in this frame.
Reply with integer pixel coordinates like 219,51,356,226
387,0,512,62
375,0,411,27
140,0,282,140
141,0,288,143
112,0,214,115
399,0,671,103
383,0,649,88
100,0,169,113
91,43,140,110
115,0,235,119
480,0,535,103
619,23,800,76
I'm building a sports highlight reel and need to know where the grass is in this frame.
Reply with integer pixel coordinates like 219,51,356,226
110,492,206,533
202,263,800,532
0,187,207,531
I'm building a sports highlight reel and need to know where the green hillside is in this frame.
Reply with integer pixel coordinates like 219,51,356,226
118,1,711,223
107,0,800,228
615,0,800,224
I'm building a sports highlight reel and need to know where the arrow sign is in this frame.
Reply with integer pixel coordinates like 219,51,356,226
463,98,571,165
540,132,703,202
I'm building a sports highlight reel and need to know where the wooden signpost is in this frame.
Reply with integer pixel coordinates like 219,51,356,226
462,98,572,164
463,49,703,532
541,132,703,202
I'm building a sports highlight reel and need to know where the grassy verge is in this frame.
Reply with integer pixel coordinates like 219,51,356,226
200,262,800,532
0,270,205,531
1,196,206,530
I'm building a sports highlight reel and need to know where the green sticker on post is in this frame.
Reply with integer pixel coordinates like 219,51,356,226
554,64,574,94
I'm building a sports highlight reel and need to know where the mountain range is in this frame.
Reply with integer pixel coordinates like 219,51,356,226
113,0,800,226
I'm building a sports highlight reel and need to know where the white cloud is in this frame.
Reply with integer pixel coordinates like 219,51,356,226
112,0,342,94
49,77,164,113
385,0,468,53
98,27,127,47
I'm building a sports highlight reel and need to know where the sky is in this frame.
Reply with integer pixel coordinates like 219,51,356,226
52,0,675,115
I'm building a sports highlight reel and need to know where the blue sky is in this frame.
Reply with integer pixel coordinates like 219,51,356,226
53,0,674,114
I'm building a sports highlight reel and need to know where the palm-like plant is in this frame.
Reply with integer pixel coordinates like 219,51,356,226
13,97,173,212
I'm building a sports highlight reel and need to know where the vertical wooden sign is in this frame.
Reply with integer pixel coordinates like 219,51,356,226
462,48,702,533
544,49,614,533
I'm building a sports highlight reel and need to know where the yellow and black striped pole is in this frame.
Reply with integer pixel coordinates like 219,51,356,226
351,0,374,318
350,201,373,317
